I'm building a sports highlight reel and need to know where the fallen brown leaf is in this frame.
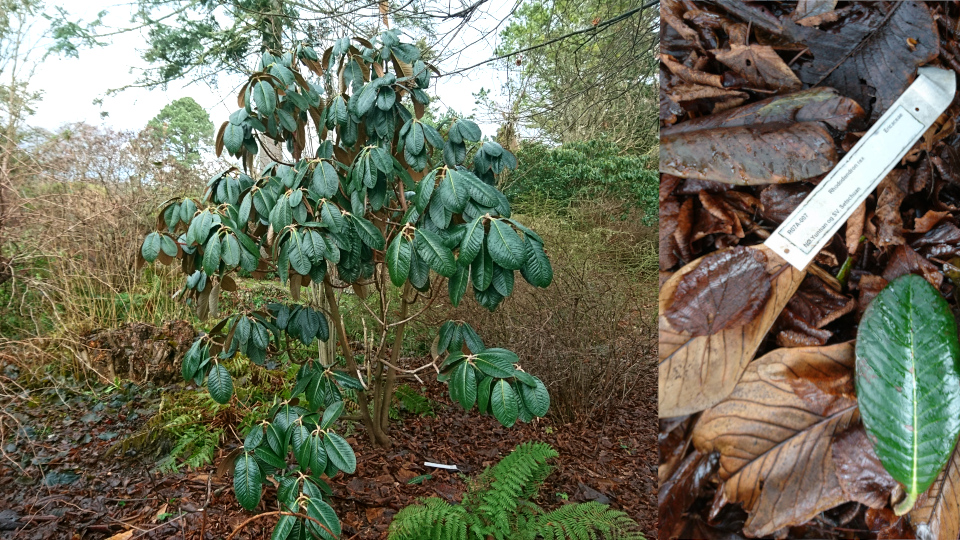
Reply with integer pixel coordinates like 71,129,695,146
660,122,838,185
661,87,865,136
910,444,960,540
692,342,859,537
831,424,898,509
713,44,802,92
659,244,805,418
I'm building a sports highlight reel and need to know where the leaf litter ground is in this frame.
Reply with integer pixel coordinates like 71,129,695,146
0,357,654,539
661,1,960,538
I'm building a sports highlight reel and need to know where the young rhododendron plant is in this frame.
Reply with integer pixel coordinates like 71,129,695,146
139,29,552,536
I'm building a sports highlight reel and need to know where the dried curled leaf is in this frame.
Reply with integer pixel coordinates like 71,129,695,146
664,246,771,337
692,342,859,537
659,244,805,418
660,122,838,185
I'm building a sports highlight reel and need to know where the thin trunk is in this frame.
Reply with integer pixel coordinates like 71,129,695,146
323,277,390,447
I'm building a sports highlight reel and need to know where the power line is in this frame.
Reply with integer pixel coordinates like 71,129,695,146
437,0,658,78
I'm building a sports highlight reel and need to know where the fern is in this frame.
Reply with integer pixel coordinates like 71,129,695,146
388,443,643,540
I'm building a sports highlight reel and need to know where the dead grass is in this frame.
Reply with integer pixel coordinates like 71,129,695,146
431,200,657,421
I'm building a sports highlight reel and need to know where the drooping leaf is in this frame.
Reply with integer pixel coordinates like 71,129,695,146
253,80,277,116
324,432,356,474
659,245,806,418
692,343,859,537
414,229,456,277
386,235,412,286
312,161,340,199
459,216,485,266
490,379,519,428
234,452,263,511
207,363,234,404
450,361,477,411
856,274,960,514
518,377,550,417
305,497,341,540
486,220,525,271
141,232,162,262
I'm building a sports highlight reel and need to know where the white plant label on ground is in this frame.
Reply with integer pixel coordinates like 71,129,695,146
765,67,956,270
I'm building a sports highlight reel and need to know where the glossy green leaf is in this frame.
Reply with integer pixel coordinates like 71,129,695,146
520,238,553,288
477,376,493,415
438,168,469,213
351,215,385,250
305,497,341,540
458,217,484,265
414,229,456,277
234,452,262,511
519,376,550,417
386,235,412,286
324,432,356,474
856,274,960,514
486,220,525,270
491,379,519,428
448,264,469,307
207,363,233,404
473,349,515,378
272,514,297,540
450,361,477,410
320,401,344,430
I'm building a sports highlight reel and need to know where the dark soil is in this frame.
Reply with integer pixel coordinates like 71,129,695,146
0,357,654,539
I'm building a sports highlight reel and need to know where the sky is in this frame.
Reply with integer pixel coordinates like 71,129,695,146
25,1,514,138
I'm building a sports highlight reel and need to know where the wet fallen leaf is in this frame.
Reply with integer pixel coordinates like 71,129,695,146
660,122,838,185
662,87,865,136
664,246,771,337
792,1,940,121
659,245,806,418
775,275,855,348
659,450,719,540
866,507,915,540
713,44,802,92
874,170,909,248
910,444,960,540
882,244,943,290
692,342,859,537
831,424,898,509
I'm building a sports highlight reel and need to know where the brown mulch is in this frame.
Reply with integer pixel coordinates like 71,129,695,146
0,361,654,539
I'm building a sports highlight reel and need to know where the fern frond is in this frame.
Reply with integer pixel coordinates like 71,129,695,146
534,501,643,540
388,497,469,540
465,441,557,533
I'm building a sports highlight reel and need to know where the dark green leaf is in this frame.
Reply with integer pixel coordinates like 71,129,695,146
490,379,519,428
305,497,341,540
519,377,549,417
321,401,344,429
234,453,262,511
473,349,515,378
386,235,412,286
207,363,233,404
486,220,525,270
450,361,477,410
324,432,356,474
521,238,553,288
414,229,456,277
458,217,484,266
